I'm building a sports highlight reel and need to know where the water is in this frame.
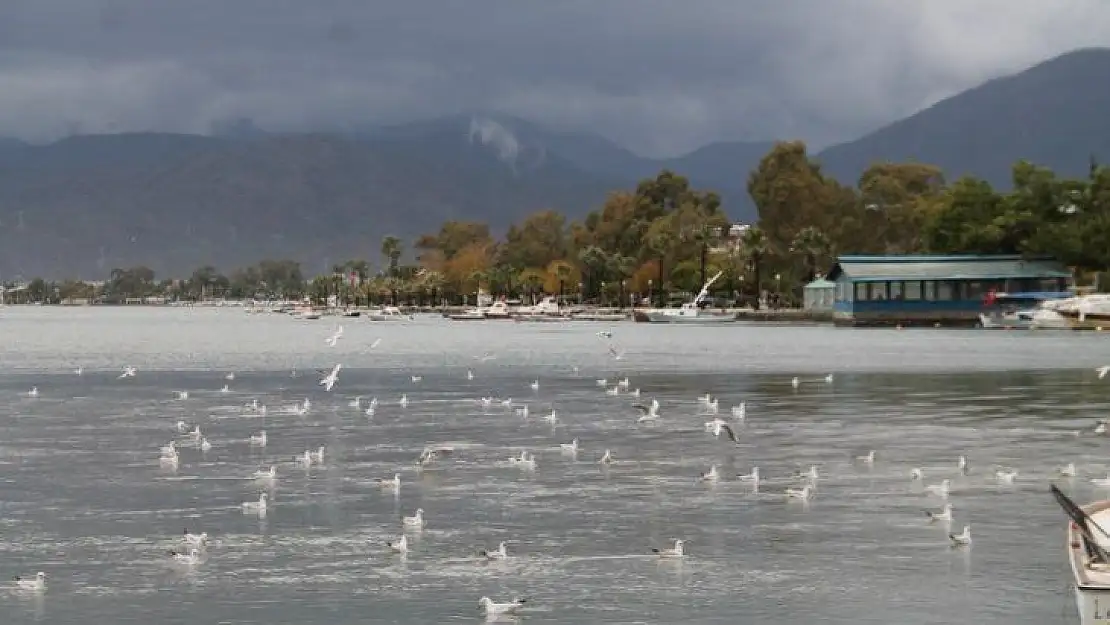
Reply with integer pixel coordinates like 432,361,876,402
0,307,1108,624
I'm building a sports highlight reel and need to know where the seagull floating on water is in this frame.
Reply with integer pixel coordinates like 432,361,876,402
410,375,422,384
855,450,876,465
732,402,746,420
119,366,137,379
785,485,813,501
1059,463,1078,477
560,438,579,453
377,473,401,492
791,377,799,388
652,539,685,558
402,508,426,529
249,431,267,447
1097,365,1110,380
252,466,276,481
698,465,720,483
738,467,760,486
242,493,268,515
910,468,924,481
948,525,972,547
925,479,951,498
599,449,613,465
925,503,953,522
466,369,474,381
173,390,189,400
479,596,526,616
387,534,408,553
995,469,1017,484
633,399,661,422
399,394,409,408
529,379,539,391
13,572,46,592
27,387,38,398
480,541,509,560
183,529,208,549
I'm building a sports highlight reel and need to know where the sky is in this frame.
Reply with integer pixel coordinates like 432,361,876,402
2,0,1110,157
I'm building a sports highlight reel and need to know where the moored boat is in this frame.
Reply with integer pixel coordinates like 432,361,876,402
635,271,736,324
448,309,486,320
978,291,1072,329
367,306,410,321
1052,485,1110,624
1034,294,1110,330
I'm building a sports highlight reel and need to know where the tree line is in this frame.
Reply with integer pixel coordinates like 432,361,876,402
6,141,1109,306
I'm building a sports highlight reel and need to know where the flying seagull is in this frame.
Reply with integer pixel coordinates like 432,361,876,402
317,364,342,392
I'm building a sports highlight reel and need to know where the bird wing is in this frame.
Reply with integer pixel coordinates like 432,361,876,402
632,404,649,415
721,424,739,443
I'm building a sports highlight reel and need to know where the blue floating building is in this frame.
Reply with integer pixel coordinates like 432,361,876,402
826,254,1073,327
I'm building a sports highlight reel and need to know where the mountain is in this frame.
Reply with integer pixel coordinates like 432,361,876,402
0,130,617,279
816,48,1110,186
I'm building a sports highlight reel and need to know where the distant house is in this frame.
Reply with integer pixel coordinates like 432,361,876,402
826,254,1072,327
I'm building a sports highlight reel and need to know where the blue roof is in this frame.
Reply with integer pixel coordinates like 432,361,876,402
827,255,1071,282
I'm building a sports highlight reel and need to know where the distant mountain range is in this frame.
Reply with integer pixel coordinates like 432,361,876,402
2,47,1110,279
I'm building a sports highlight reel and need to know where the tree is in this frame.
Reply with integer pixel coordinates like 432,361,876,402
500,210,569,270
739,227,771,309
543,260,577,302
517,268,547,303
380,236,403,277
790,227,832,283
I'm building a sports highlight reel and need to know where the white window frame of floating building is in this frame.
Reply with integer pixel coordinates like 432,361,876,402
830,255,1073,303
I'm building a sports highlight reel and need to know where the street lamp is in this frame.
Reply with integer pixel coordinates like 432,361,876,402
601,281,607,307
647,279,653,308
578,281,584,305
620,280,627,310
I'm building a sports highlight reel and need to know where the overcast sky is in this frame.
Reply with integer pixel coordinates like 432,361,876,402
2,0,1109,156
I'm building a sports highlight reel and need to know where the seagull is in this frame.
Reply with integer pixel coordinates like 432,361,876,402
652,539,685,558
543,409,557,425
410,375,422,384
74,366,83,376
705,419,739,442
500,397,513,409
509,450,537,470
168,549,201,565
530,379,539,391
629,388,641,397
1097,365,1110,380
325,325,344,347
910,468,924,481
174,390,189,400
199,437,212,452
605,385,620,396
732,402,746,420
785,485,813,500
119,366,137,379
318,364,342,392
242,493,268,515
225,372,235,381
377,473,401,492
13,572,46,592
399,394,409,408
466,369,474,381
599,449,613,465
703,398,719,414
855,450,876,465
249,431,267,447
514,405,530,419
595,379,608,387
1059,463,1078,477
596,330,612,339
402,508,426,529
416,446,454,467
824,373,834,384
948,525,972,547
219,384,230,393
995,469,1017,484
957,455,970,474
252,466,277,481
27,387,38,397
617,377,630,389
479,596,526,616
480,541,509,560
183,529,208,549
796,466,819,481
925,503,953,522
925,479,951,498
560,438,578,453
633,399,661,422
737,467,759,485
791,376,799,388
349,396,362,409
387,534,408,553
698,465,720,483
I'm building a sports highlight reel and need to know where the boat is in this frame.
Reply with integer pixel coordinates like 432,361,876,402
515,296,570,321
448,308,486,321
1052,485,1110,624
634,271,736,324
291,307,321,320
978,291,1073,329
1033,293,1110,330
367,306,410,321
482,301,512,320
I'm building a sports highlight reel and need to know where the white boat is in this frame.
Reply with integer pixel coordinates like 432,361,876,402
367,306,410,321
515,296,570,321
1053,485,1110,624
635,271,735,324
979,291,1072,329
292,307,321,320
482,301,512,320
1033,294,1110,330
448,308,486,321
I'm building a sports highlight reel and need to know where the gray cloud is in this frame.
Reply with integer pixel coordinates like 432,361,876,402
2,0,1110,156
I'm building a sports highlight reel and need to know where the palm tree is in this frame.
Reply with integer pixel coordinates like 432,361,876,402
380,236,403,277
790,226,832,283
517,268,547,304
645,229,677,306
545,259,576,304
739,226,771,310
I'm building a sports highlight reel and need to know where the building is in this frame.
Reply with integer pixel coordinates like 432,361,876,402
802,277,835,312
826,254,1073,327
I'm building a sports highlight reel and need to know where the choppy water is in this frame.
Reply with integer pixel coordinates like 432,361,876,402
1,307,1109,624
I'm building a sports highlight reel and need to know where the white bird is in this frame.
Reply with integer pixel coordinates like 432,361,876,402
791,376,799,388
325,325,344,346
411,375,422,384
480,541,509,560
596,379,608,387
377,473,401,491
318,364,342,392
599,449,613,465
629,388,641,397
479,596,526,616
824,373,834,384
175,421,190,433
738,467,760,485
797,466,819,481
995,469,1017,484
74,366,83,376
560,438,579,453
698,393,713,404
169,549,201,565
119,366,137,379
303,397,312,412
705,419,740,443
605,385,620,396
925,503,953,522
633,399,661,422
652,539,685,558
500,397,513,409
957,455,969,473
249,431,267,447
617,377,630,389
399,394,409,408
242,493,268,515
13,572,46,592
186,426,202,441
949,525,972,547
732,402,746,420
225,372,235,381
1059,463,1078,477
925,479,951,498
785,485,813,500
199,437,212,452
173,390,189,400
698,465,719,483
219,384,229,393
1097,365,1110,380
159,450,179,469
387,534,408,553
530,379,539,391
543,409,558,425
311,446,325,464
296,450,315,468
509,451,537,470
910,468,924,481
26,387,38,397
515,405,529,419
252,466,276,481
183,529,208,549
856,450,876,465
596,330,612,339
349,396,364,410
704,398,719,414
466,369,474,381
402,508,425,529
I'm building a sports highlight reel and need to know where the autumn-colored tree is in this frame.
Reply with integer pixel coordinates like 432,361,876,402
543,260,578,300
415,221,493,261
445,242,494,295
500,210,570,270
